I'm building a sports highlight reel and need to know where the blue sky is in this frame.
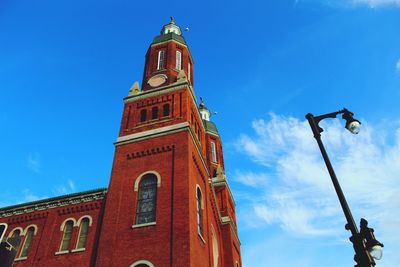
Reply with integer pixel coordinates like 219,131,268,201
1,0,399,266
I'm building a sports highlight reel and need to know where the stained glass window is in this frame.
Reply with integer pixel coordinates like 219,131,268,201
11,229,22,253
60,220,73,251
76,218,89,249
136,174,157,224
19,227,34,258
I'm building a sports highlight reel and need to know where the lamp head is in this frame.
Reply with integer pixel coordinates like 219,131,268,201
342,109,361,134
360,218,384,260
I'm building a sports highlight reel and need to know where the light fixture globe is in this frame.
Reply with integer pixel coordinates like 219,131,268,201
342,109,361,134
368,244,383,260
346,120,361,134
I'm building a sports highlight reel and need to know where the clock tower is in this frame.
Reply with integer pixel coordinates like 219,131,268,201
95,18,242,267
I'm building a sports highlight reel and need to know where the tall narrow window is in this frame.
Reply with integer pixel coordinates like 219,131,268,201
76,218,89,249
188,63,191,82
212,225,219,267
0,224,7,243
10,229,22,253
176,51,182,70
140,109,147,122
163,103,170,117
151,107,158,120
59,220,73,251
157,50,165,70
19,227,35,258
196,187,203,236
211,142,217,163
136,174,157,224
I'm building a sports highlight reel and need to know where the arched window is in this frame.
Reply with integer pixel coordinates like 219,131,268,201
140,109,147,122
211,225,219,267
196,187,204,236
59,220,74,252
157,50,165,70
136,174,157,224
10,229,22,253
163,103,170,117
19,227,35,258
76,218,89,249
151,107,158,120
0,223,7,242
130,260,155,267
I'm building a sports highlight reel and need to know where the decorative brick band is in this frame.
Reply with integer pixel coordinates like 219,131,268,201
57,202,101,216
127,145,173,160
7,212,48,224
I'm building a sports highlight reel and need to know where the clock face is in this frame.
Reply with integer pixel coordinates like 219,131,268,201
148,74,167,87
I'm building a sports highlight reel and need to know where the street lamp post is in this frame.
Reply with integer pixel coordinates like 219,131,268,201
306,108,383,267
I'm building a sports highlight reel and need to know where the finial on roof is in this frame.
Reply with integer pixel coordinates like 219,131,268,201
170,16,175,24
200,97,205,107
216,164,225,179
129,81,140,96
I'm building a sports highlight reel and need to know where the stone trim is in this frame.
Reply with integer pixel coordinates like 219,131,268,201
115,122,190,146
131,222,156,229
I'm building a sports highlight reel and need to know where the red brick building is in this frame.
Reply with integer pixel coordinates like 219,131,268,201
0,18,242,267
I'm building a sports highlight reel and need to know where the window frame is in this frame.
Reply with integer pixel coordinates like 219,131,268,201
163,103,170,117
196,186,204,238
18,226,36,259
211,141,217,163
57,220,75,253
157,50,165,70
140,109,147,123
135,174,158,226
74,217,91,251
151,106,158,120
175,50,182,70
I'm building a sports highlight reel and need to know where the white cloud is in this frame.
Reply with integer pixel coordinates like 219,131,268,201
21,189,48,203
233,171,270,187
353,0,400,7
296,0,400,8
53,179,76,195
235,114,400,265
396,59,400,73
27,153,41,173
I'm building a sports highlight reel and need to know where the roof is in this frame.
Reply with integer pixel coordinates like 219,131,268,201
152,32,187,46
203,120,219,135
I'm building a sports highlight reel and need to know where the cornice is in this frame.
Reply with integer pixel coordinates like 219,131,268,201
123,82,189,103
0,189,107,218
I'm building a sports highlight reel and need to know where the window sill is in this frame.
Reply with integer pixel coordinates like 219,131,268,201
132,222,156,229
14,257,27,261
55,250,69,255
198,232,206,244
71,248,86,253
